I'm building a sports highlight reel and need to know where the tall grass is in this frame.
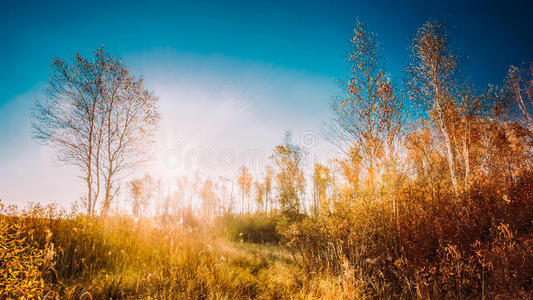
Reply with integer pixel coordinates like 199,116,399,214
2,165,532,299
1,201,367,299
278,171,533,299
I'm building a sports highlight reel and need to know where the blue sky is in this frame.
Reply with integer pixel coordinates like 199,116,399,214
1,0,532,206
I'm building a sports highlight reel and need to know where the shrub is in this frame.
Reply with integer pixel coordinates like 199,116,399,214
216,213,280,244
0,215,56,299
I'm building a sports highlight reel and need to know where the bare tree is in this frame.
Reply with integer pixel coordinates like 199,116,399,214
33,46,159,215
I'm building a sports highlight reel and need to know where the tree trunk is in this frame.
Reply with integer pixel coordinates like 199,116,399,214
443,127,458,195
86,173,93,215
101,160,114,216
463,128,470,192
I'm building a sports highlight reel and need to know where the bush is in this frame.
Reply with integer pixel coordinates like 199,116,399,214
0,215,56,299
277,172,533,298
216,213,280,244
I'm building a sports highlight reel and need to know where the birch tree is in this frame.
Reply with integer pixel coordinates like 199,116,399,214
406,20,461,194
329,20,403,188
33,46,159,215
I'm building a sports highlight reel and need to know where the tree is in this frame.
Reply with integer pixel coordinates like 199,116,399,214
32,46,159,215
312,163,332,216
237,166,252,214
337,146,362,204
216,176,233,214
128,174,154,216
455,86,492,193
264,165,274,214
200,178,217,219
505,62,533,129
254,181,266,213
329,20,403,189
406,20,461,194
272,132,305,216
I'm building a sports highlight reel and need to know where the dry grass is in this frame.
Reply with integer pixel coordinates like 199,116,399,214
0,202,365,299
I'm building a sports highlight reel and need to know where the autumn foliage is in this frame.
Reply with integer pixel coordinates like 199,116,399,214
280,20,533,298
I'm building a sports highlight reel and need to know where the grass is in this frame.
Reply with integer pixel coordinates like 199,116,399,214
4,190,531,299
0,203,360,299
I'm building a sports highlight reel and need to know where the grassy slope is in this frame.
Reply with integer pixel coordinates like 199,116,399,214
1,208,359,299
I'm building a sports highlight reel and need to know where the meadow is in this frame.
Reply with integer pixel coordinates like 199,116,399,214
1,203,365,299
2,180,532,300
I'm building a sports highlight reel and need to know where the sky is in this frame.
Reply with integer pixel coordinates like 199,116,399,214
1,0,532,207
